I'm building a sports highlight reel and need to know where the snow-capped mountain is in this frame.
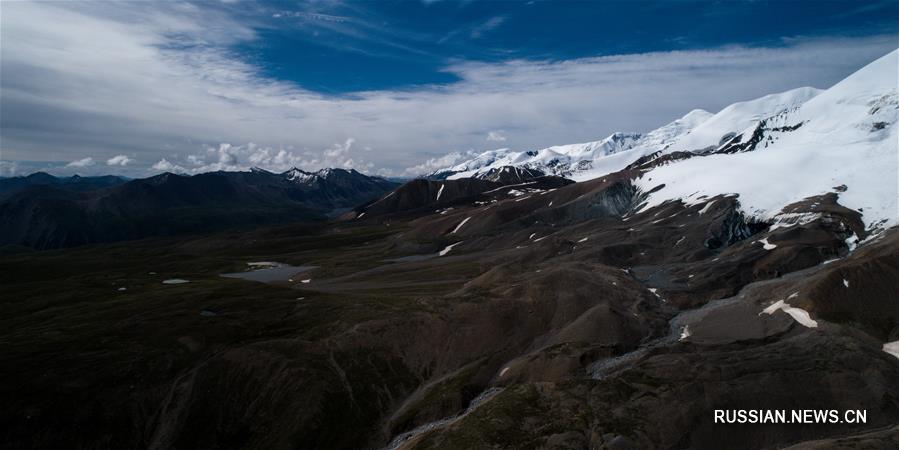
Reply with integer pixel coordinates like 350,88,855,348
636,49,898,233
424,49,897,235
661,86,821,154
281,167,352,184
427,86,825,183
429,132,644,180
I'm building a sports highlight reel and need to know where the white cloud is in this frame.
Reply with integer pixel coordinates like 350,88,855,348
402,151,475,176
106,155,133,166
152,158,185,173
156,139,376,175
66,157,95,167
486,130,506,142
1,2,896,177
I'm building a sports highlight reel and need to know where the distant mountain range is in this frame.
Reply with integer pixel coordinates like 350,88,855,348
0,172,129,195
0,168,398,249
426,87,821,183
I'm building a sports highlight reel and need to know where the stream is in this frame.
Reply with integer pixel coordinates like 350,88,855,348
383,387,504,450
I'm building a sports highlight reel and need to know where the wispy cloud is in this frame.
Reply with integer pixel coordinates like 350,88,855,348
470,16,506,39
486,130,507,142
1,1,896,178
402,151,475,176
272,11,351,23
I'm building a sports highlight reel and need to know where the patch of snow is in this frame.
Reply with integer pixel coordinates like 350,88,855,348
845,232,860,252
117,287,127,291
498,367,510,378
248,261,280,267
300,279,311,284
843,279,850,288
438,241,463,256
758,238,777,250
679,325,691,341
769,212,822,231
451,217,472,234
162,279,190,285
578,237,589,243
698,200,717,215
760,300,818,328
356,212,365,219
674,236,685,246
883,340,899,360
436,184,445,201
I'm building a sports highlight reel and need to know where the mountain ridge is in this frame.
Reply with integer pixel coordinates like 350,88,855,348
0,168,398,249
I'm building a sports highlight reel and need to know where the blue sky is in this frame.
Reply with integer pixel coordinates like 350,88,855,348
234,0,898,93
1,0,897,177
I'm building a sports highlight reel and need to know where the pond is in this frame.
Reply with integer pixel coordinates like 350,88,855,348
220,262,317,283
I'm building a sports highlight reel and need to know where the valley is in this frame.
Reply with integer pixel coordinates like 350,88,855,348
3,164,897,448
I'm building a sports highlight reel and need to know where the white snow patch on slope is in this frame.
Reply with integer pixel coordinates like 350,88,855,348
451,217,472,234
162,279,190,285
761,300,818,328
843,279,850,288
698,200,716,215
758,238,777,250
436,184,445,201
438,241,463,256
883,341,899,360
679,325,691,341
248,261,279,267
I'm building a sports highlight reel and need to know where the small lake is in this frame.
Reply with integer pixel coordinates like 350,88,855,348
220,262,316,283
